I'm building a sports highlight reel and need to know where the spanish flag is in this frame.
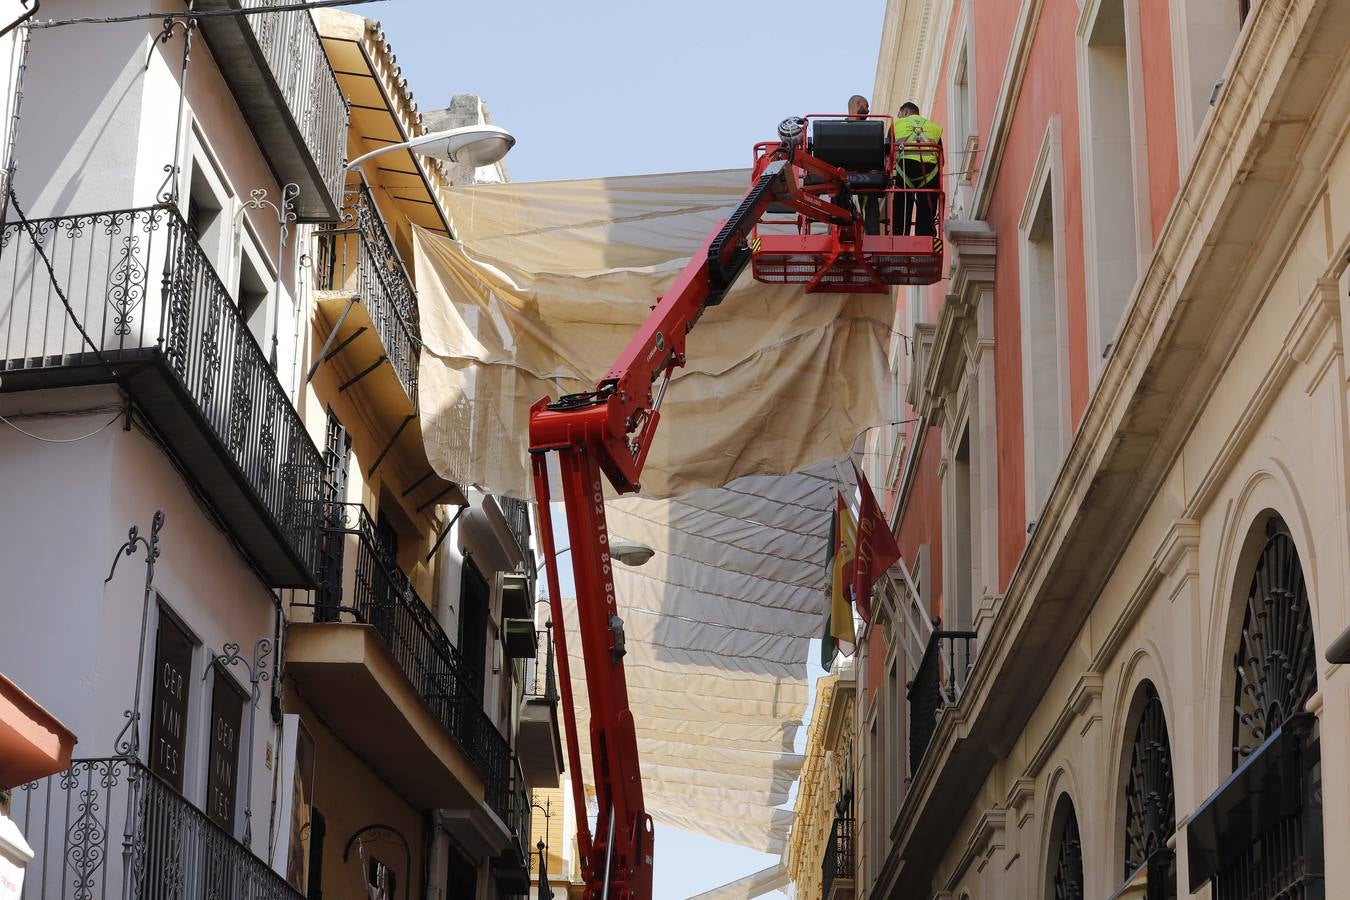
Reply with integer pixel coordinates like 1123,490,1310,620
821,493,858,671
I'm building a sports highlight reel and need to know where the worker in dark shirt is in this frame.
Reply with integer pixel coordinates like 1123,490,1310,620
833,95,882,235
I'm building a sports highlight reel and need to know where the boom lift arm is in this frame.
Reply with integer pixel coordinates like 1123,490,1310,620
528,119,937,899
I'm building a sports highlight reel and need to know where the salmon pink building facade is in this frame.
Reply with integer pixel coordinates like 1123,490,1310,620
851,0,1350,897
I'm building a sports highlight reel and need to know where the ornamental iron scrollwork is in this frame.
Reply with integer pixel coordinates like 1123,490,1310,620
161,216,194,375
213,637,273,849
1214,516,1322,900
1053,802,1084,900
106,233,147,335
1232,518,1317,768
12,755,301,900
1123,682,1177,899
62,759,118,899
103,511,165,761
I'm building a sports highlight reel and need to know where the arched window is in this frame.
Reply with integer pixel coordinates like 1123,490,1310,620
1189,515,1323,898
1121,682,1176,899
1050,796,1084,900
1231,519,1317,767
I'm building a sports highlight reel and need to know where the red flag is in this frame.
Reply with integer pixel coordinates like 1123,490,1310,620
851,461,901,622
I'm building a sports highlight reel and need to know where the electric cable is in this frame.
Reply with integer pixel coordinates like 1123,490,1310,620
31,0,388,29
0,410,120,442
7,186,118,377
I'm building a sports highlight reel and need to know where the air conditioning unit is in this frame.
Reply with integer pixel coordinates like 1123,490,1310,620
494,571,530,620
502,618,538,660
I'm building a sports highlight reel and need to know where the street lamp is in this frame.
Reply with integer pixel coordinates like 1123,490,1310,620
542,539,656,569
345,123,516,171
608,539,656,567
534,539,656,604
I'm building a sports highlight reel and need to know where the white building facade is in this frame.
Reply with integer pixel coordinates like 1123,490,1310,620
0,4,549,899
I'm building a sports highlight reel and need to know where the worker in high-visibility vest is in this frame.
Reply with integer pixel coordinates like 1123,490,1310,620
893,101,943,237
832,95,882,235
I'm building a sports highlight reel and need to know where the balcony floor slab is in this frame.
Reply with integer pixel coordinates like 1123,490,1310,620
517,697,563,789
285,622,485,810
0,352,317,587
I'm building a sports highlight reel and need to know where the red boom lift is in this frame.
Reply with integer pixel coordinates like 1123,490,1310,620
529,115,944,899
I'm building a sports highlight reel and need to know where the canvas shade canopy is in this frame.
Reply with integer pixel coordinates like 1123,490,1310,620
411,170,891,851
558,460,851,853
413,168,894,501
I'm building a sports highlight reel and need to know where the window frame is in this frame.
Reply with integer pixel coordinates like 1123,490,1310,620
1017,116,1071,525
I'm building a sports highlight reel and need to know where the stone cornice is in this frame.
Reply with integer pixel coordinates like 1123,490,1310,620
1005,777,1036,828
823,676,857,749
946,220,999,300
944,808,1007,889
918,221,998,420
1023,673,1103,781
873,0,941,116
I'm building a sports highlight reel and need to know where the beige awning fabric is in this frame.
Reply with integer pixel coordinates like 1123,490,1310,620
410,171,886,853
413,169,893,500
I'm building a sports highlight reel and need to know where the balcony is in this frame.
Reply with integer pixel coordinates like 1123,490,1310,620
0,206,323,586
313,175,419,408
310,178,460,513
498,495,532,560
287,503,516,829
822,814,855,900
907,628,977,773
516,624,563,788
491,757,532,894
10,756,302,900
196,0,346,220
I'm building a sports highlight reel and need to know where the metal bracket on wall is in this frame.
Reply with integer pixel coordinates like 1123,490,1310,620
366,413,415,478
338,354,388,393
426,503,469,562
103,509,165,761
305,295,360,383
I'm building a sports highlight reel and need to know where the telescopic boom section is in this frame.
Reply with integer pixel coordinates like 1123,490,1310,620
528,137,863,900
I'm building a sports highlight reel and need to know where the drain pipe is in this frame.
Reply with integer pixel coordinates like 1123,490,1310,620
427,503,467,900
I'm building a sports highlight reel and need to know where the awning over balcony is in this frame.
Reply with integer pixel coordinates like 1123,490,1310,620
316,12,451,239
411,169,893,501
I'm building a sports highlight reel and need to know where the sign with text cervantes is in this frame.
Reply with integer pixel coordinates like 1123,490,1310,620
148,610,194,792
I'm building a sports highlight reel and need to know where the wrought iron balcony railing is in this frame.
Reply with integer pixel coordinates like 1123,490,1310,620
523,623,559,702
0,206,324,585
243,1,346,208
491,756,532,892
498,496,532,559
907,627,977,774
313,176,420,404
822,814,855,898
309,502,514,822
11,756,302,900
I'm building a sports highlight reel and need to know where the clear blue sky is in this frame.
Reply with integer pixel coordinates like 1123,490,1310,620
370,1,883,893
370,0,887,183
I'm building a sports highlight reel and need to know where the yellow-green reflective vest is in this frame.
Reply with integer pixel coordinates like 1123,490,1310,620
894,114,942,173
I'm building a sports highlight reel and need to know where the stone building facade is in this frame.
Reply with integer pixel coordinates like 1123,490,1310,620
854,0,1350,897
